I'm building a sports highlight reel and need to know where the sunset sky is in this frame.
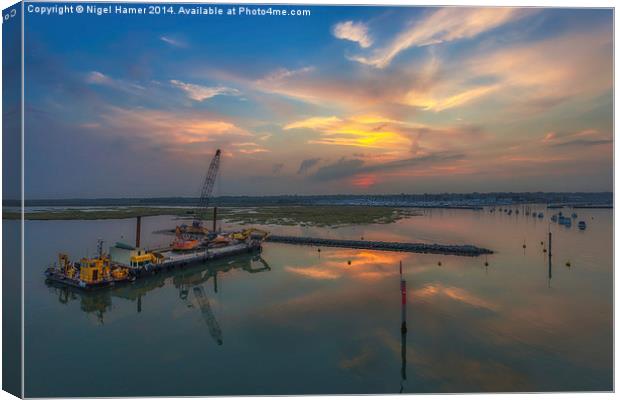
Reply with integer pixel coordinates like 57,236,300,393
23,5,612,198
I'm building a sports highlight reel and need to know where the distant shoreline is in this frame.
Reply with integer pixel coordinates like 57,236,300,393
3,191,613,208
2,203,612,224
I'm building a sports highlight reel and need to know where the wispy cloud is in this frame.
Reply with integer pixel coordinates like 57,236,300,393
541,128,611,149
85,71,112,85
232,142,269,154
85,71,146,94
160,35,187,48
332,21,373,48
550,139,612,148
88,106,255,159
465,29,612,114
350,8,523,68
284,116,342,130
404,84,500,112
170,79,240,101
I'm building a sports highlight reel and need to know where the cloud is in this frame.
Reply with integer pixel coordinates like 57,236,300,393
332,21,373,48
85,71,112,85
239,59,439,110
398,27,612,114
284,114,412,150
351,8,523,68
284,116,342,130
542,132,557,143
160,35,187,48
253,67,322,103
90,106,254,158
297,158,322,174
549,139,612,148
312,152,465,181
465,28,612,113
541,128,611,149
257,66,316,85
85,71,146,94
312,158,365,181
404,84,501,112
170,79,240,101
283,114,483,157
232,142,269,154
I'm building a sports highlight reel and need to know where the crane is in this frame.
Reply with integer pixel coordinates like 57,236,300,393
193,148,222,229
175,148,222,242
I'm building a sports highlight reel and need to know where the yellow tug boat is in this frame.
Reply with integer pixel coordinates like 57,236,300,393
45,240,134,289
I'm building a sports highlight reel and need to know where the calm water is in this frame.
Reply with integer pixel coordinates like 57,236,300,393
17,206,612,396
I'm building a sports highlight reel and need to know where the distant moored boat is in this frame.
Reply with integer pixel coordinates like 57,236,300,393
559,216,572,227
578,221,586,230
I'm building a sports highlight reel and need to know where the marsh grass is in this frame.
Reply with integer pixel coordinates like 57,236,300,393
4,206,421,227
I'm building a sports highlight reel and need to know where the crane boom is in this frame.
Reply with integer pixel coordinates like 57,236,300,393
195,149,221,224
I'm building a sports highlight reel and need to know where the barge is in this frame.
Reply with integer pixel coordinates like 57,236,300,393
45,228,268,290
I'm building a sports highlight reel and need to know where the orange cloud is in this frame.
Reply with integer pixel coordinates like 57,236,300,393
90,106,261,160
404,84,501,112
284,114,413,151
467,29,612,112
283,116,342,130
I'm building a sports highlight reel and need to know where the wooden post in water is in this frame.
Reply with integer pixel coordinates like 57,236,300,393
399,260,407,393
548,230,552,287
548,231,552,259
400,261,407,334
136,216,142,248
213,207,218,232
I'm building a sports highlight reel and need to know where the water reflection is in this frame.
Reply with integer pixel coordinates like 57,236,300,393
285,249,402,281
24,208,612,395
400,327,407,393
46,253,271,338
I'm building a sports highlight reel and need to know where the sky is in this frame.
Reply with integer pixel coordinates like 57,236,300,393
21,5,613,198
